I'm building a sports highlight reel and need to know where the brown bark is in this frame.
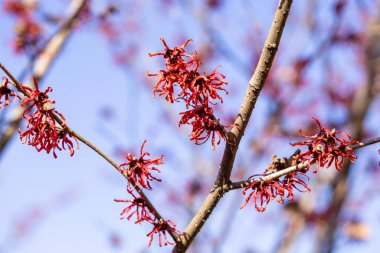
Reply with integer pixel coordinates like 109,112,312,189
172,1,294,252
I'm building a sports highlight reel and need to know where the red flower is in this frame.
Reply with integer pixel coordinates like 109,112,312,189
148,70,178,103
114,188,152,223
4,0,28,16
13,19,42,53
182,68,228,107
4,0,42,53
148,38,228,150
54,127,79,157
0,77,20,109
146,219,178,247
179,106,225,150
119,140,163,190
241,177,285,212
179,105,214,125
281,172,311,201
20,79,60,129
149,37,195,71
18,78,78,157
291,117,358,172
19,123,78,158
190,116,224,150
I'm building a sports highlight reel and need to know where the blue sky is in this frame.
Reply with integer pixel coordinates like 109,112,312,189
0,1,379,252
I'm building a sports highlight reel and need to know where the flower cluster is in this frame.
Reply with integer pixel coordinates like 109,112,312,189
114,188,152,223
241,118,359,212
241,172,310,212
146,219,178,247
0,77,20,109
115,192,178,248
291,117,358,172
116,141,179,247
148,38,228,150
4,0,42,53
18,78,78,158
119,140,162,190
115,195,178,248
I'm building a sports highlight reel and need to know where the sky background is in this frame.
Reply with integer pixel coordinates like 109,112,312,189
0,0,379,252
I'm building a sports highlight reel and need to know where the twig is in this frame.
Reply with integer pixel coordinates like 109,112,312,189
0,63,180,242
228,136,380,190
172,1,294,252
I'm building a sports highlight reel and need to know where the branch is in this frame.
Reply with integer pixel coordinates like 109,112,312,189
228,136,380,190
218,0,292,184
33,0,88,79
0,63,180,243
172,1,294,252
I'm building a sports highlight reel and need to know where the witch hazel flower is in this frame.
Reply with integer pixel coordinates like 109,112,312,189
0,77,20,109
281,172,311,202
3,0,28,16
240,177,285,212
13,19,42,53
21,79,63,126
241,118,359,212
148,38,228,150
18,78,78,157
240,171,311,212
119,140,163,190
148,37,194,71
146,218,178,247
179,105,225,150
4,0,43,54
181,67,227,107
19,118,77,158
114,188,152,224
148,70,178,103
291,117,358,172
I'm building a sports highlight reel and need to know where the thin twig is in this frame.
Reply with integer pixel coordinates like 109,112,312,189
172,1,294,252
0,63,180,242
228,136,380,190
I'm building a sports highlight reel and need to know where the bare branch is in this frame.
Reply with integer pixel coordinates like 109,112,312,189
228,136,380,191
0,63,180,243
172,1,294,252
33,0,89,79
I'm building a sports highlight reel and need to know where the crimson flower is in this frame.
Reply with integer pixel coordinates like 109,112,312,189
149,38,228,150
119,140,163,190
189,116,224,150
179,106,225,150
146,219,178,247
18,78,78,157
281,172,311,202
181,68,228,107
4,0,28,16
148,70,178,103
114,188,152,223
13,19,42,53
0,77,20,109
53,127,79,157
149,37,195,71
19,122,78,158
4,0,42,53
291,117,358,172
241,177,285,212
